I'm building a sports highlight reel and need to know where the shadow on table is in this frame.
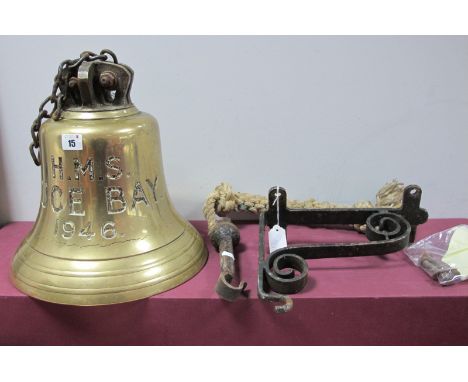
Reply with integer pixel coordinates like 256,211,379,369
32,297,152,344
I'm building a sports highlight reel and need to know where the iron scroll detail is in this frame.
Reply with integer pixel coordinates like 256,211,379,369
258,185,428,313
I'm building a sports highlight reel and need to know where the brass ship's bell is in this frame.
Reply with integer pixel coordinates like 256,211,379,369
11,50,207,305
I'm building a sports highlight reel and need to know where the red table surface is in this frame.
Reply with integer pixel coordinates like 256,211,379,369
1,219,468,345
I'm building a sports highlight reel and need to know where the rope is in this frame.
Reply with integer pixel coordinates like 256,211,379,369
203,180,404,235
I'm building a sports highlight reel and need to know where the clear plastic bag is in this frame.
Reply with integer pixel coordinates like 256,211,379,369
404,225,468,286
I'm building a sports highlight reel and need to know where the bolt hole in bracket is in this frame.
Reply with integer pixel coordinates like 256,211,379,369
257,185,428,313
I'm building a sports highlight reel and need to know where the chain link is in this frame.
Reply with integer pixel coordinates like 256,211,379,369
29,50,117,166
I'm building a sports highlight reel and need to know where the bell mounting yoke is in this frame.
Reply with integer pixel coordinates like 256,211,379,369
258,185,428,313
61,59,134,111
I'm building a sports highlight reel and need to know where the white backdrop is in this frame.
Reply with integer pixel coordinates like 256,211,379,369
0,36,467,224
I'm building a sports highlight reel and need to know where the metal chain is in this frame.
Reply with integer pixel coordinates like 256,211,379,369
29,49,118,166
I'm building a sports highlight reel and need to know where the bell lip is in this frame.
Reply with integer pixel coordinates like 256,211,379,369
10,247,207,306
60,106,140,120
10,224,208,306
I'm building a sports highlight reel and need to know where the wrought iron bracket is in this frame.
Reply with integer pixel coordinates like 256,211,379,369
258,185,428,313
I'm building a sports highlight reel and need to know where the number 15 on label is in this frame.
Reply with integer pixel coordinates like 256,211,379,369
62,134,83,150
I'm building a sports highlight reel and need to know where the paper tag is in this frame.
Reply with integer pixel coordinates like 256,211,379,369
62,134,83,150
221,251,235,260
268,224,287,253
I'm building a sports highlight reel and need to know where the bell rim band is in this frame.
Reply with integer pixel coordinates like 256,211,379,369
11,224,207,306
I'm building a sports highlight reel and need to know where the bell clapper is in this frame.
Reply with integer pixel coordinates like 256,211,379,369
210,220,248,302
